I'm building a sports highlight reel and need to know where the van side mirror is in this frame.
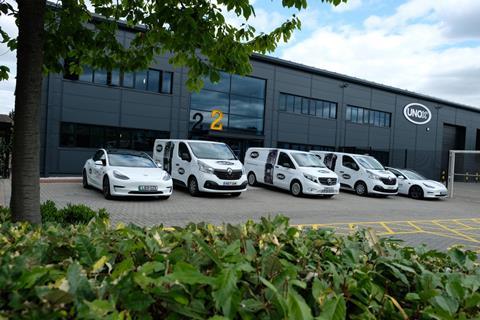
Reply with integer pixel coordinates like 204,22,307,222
155,160,162,168
398,176,405,180
282,162,291,168
181,153,191,162
94,160,104,166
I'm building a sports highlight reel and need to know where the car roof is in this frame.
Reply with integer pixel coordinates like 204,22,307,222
105,149,148,156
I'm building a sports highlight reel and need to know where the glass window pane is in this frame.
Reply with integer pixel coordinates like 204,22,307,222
191,91,229,113
357,108,364,124
309,99,316,116
60,123,75,147
379,112,385,127
369,110,375,125
322,102,330,118
122,72,134,87
346,106,351,121
294,96,302,113
147,69,160,92
110,69,120,86
229,115,263,134
330,103,337,119
231,75,265,98
386,113,391,127
351,107,358,123
189,109,229,132
93,69,108,85
79,66,93,82
135,70,148,90
75,124,90,148
301,98,309,114
118,128,132,149
203,72,230,92
105,127,118,148
279,94,287,111
286,95,294,112
363,109,369,124
161,71,173,94
230,95,264,118
90,126,104,148
374,111,380,126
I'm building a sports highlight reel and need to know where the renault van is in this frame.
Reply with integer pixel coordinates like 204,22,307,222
153,140,247,197
310,151,398,196
244,148,340,197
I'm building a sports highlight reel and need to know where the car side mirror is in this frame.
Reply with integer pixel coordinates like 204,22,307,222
94,160,103,166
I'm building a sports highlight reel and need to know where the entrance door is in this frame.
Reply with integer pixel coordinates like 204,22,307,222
442,124,466,180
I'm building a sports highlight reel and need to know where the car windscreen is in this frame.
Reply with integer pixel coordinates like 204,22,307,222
403,170,426,180
355,156,384,170
108,153,156,168
291,153,326,168
188,142,236,160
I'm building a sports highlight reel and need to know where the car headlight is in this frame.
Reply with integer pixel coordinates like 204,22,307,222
198,161,214,174
163,172,171,181
423,183,435,189
113,170,130,180
303,174,317,183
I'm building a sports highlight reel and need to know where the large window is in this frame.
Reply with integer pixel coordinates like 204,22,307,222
190,72,266,135
278,93,337,120
60,122,169,151
64,64,173,94
346,105,391,128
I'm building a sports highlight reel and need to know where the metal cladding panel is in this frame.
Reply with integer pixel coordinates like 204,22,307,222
275,68,311,97
58,149,94,175
368,127,391,149
345,123,369,146
311,77,342,101
277,113,309,142
371,89,396,111
343,84,371,107
62,108,119,127
308,118,337,146
121,114,171,131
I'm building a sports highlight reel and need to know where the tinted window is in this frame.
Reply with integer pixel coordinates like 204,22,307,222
229,115,263,133
342,155,359,171
147,69,160,92
230,95,264,118
279,93,287,111
108,153,156,168
355,156,384,170
93,69,108,85
203,72,230,92
110,69,121,86
178,142,190,158
79,66,93,82
135,70,148,90
161,71,173,94
278,152,295,169
286,95,295,112
123,72,134,87
93,150,104,161
301,98,310,114
231,75,265,98
294,96,302,113
191,91,229,113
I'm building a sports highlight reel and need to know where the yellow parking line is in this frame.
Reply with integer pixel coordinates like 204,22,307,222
380,222,395,234
407,221,425,232
432,221,480,243
453,220,473,229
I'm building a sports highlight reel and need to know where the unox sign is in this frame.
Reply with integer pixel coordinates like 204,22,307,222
403,103,432,125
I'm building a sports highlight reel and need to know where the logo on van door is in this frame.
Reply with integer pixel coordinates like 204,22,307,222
403,103,432,125
276,173,285,180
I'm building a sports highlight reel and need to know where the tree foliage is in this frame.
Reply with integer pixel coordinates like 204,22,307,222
2,0,346,88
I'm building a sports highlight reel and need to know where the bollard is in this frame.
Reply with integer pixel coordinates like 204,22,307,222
476,172,479,183
466,172,469,182
441,170,446,183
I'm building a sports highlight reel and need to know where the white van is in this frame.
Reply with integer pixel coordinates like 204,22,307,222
244,148,340,197
310,151,398,196
153,139,247,197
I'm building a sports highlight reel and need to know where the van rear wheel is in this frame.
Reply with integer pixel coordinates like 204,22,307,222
188,176,200,197
247,172,257,186
290,180,303,197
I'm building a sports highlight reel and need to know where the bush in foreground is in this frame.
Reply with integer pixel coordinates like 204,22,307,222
0,201,108,225
0,215,479,319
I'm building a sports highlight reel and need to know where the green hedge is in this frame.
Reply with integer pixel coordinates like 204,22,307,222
0,201,108,225
0,215,479,319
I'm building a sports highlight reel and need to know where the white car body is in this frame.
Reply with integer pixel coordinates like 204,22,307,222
386,167,448,199
82,149,173,199
244,148,340,196
310,151,398,196
152,139,248,196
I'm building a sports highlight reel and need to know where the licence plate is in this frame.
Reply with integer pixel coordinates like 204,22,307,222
440,192,447,196
139,185,158,192
322,187,335,193
223,181,237,186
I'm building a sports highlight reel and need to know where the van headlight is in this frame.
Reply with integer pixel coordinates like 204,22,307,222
163,172,171,181
303,173,317,183
198,161,214,174
367,171,381,180
113,170,130,180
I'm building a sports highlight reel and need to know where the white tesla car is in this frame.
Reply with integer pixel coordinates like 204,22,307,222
83,149,173,199
386,167,448,200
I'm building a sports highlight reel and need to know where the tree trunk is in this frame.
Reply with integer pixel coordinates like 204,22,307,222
10,0,46,223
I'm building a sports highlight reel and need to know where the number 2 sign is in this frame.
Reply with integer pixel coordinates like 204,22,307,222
192,109,224,131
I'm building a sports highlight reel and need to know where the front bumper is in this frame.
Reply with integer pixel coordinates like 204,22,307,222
372,185,398,195
424,189,448,198
110,177,173,197
197,172,248,193
303,180,340,195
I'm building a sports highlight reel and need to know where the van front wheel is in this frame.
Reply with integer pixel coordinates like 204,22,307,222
354,181,368,196
188,176,200,197
290,180,303,197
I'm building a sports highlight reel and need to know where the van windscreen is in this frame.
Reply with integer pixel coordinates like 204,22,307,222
188,142,236,160
355,156,384,170
291,153,326,168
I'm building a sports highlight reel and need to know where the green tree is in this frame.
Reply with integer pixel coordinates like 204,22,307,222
0,0,346,223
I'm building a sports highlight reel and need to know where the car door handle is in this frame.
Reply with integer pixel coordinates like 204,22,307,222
339,171,344,173
176,164,180,166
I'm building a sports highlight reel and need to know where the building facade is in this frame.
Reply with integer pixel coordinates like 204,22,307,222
40,29,480,179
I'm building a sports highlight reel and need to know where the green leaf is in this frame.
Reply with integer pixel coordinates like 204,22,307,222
168,261,215,285
287,289,313,320
431,295,459,316
318,295,346,320
111,257,134,280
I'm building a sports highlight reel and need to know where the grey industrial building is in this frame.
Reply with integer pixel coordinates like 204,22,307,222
40,27,480,180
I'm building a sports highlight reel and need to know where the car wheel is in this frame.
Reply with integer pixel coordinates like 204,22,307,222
230,192,241,197
247,172,257,186
103,176,112,200
409,186,424,200
290,180,303,197
355,181,368,196
82,170,90,189
188,176,200,197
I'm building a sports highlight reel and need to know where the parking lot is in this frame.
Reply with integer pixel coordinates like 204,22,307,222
1,179,479,252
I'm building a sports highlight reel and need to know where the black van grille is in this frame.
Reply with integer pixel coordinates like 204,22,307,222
319,178,337,186
381,177,396,185
213,169,242,180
